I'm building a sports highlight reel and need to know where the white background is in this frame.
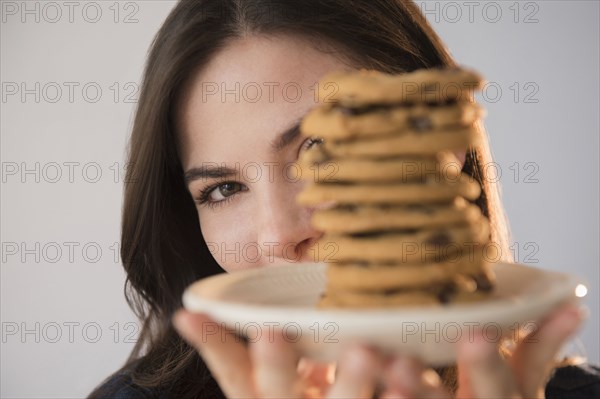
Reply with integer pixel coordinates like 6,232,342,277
1,1,598,397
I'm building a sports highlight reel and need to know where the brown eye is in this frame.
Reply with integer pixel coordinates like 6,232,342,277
209,182,243,201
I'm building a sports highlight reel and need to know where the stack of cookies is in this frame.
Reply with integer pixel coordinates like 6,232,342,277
297,67,495,308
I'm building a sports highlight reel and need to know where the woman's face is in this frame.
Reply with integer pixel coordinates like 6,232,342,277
178,35,352,272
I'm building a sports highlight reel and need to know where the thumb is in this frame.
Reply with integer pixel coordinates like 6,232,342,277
510,304,585,396
172,309,255,398
297,358,336,398
456,330,518,399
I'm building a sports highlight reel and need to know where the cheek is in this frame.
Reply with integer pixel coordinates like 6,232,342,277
198,209,256,272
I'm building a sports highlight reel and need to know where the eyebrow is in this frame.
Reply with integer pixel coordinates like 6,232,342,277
184,164,238,184
270,119,302,152
184,119,303,184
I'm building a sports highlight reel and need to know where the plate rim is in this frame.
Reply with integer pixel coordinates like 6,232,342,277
182,262,585,324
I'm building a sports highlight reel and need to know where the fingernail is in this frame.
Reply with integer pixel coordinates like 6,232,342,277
343,345,371,373
461,331,497,360
381,389,406,399
297,357,310,377
578,305,590,320
421,369,441,388
389,356,423,391
561,305,586,324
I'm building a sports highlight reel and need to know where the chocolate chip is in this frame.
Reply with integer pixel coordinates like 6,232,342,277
473,273,494,292
437,284,456,304
437,291,452,304
425,231,451,246
408,115,433,131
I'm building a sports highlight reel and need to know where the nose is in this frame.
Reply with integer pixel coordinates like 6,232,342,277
256,179,323,265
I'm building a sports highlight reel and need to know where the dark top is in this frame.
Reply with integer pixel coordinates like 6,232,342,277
93,363,600,398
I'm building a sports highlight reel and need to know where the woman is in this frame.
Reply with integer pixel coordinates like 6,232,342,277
90,0,598,398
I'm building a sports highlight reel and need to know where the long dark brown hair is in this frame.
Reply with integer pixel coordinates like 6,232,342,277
90,0,512,397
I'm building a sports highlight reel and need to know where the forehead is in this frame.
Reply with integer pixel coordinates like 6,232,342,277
178,34,352,168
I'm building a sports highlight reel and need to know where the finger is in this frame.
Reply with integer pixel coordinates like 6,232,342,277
379,389,405,399
456,331,518,399
380,380,450,399
326,345,382,399
297,358,336,396
385,356,423,395
249,330,302,398
510,304,585,396
385,356,451,399
172,309,254,398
